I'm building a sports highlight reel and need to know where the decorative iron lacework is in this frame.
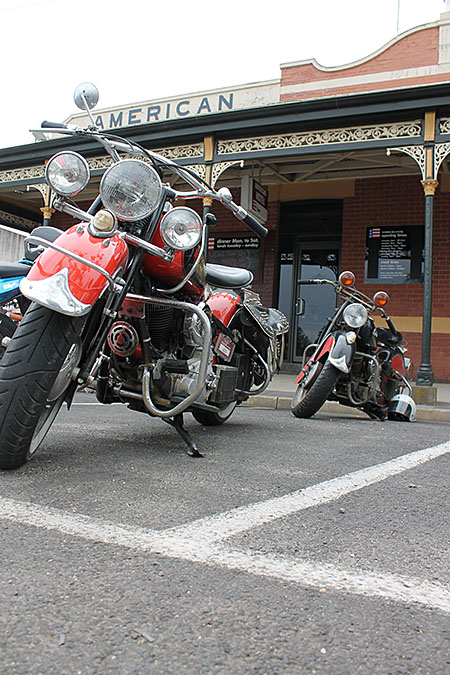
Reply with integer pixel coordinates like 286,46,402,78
0,165,45,185
183,164,207,181
439,118,450,135
82,145,204,173
155,144,203,160
0,208,39,229
387,145,426,178
0,144,204,187
388,142,450,179
434,142,450,175
211,160,244,186
28,184,47,200
217,122,422,155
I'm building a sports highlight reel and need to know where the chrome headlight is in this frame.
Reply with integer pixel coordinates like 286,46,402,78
45,151,90,196
100,159,162,222
343,303,368,328
159,206,202,250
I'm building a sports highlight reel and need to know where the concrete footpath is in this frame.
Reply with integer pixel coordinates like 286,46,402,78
242,373,450,424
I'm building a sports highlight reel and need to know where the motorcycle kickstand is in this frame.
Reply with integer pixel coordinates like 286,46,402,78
164,413,203,458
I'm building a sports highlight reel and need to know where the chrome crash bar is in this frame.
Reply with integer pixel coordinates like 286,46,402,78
118,294,212,419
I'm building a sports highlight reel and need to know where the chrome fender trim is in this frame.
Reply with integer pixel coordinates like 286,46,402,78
20,268,91,317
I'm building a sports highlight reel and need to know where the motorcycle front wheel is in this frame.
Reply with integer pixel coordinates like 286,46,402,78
192,401,237,426
0,303,84,470
291,359,339,418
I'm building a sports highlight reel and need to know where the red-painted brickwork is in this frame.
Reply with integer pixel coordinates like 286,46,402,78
280,26,440,101
280,71,450,102
342,176,450,381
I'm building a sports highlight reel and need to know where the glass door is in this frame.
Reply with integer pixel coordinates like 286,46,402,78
291,242,340,362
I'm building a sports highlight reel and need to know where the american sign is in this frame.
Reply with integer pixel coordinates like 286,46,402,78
66,81,280,131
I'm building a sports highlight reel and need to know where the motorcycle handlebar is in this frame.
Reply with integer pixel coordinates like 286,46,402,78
297,279,331,285
35,123,268,237
41,120,69,129
384,315,399,334
241,213,268,239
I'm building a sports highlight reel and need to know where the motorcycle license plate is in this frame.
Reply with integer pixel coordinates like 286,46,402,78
214,333,235,362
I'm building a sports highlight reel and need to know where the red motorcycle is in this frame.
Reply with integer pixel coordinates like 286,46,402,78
0,83,288,469
291,271,415,422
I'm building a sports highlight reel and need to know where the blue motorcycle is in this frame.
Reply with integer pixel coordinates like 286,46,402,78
0,226,62,358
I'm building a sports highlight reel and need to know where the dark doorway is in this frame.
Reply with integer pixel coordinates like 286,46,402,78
277,200,343,363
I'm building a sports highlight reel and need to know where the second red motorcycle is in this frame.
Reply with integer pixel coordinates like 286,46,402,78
291,271,416,422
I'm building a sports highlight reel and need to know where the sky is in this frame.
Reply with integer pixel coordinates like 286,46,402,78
0,0,447,149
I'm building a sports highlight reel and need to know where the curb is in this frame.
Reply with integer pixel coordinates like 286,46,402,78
242,394,450,423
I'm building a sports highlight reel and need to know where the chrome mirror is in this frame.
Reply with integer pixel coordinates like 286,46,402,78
74,82,99,111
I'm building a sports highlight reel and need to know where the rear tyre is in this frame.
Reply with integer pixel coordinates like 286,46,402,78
291,359,339,418
0,303,83,470
192,401,237,426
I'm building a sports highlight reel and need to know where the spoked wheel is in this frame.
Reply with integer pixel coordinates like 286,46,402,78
291,358,339,418
0,303,84,470
192,401,238,426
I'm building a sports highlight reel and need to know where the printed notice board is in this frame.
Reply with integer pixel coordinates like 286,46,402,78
365,225,424,284
207,235,262,279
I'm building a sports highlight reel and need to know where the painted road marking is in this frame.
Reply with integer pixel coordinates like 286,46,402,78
1,441,449,613
166,441,450,542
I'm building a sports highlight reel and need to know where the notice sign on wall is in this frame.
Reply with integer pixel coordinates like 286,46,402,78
207,235,262,278
365,225,424,284
240,177,268,223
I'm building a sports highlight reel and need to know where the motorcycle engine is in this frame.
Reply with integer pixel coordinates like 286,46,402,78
152,310,216,403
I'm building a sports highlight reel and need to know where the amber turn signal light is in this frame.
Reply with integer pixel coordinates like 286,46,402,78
338,271,355,286
373,291,389,307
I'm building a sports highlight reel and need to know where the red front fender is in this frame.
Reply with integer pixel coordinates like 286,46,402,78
295,336,335,383
20,224,129,316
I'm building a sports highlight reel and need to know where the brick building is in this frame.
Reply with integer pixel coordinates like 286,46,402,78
1,13,450,381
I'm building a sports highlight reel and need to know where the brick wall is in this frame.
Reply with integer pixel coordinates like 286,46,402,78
206,191,280,307
280,26,442,101
342,175,450,381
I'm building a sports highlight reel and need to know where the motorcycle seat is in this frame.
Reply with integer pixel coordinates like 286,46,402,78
205,263,253,289
377,327,403,346
0,261,32,279
25,226,63,261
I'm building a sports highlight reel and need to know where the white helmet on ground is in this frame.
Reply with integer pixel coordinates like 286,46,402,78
388,393,416,422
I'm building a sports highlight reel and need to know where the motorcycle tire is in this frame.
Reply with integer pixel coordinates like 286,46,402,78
0,313,16,360
291,359,340,419
192,401,237,426
0,303,84,470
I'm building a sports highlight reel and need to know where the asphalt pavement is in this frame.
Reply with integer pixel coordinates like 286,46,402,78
0,399,449,674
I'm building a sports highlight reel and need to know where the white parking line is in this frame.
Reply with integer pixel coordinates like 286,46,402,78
1,441,449,612
166,441,450,542
207,547,450,615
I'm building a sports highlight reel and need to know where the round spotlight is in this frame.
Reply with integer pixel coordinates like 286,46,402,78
45,151,90,196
